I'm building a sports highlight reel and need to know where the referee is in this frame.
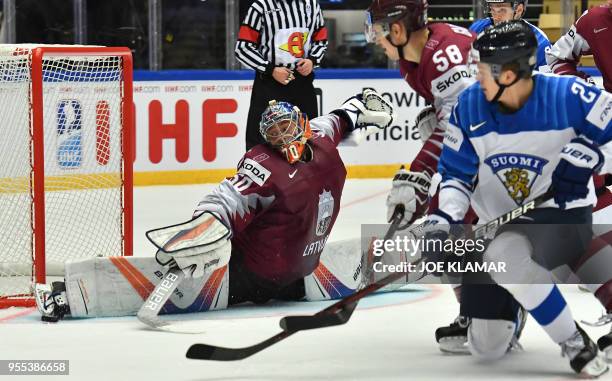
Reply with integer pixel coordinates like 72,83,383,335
235,0,328,150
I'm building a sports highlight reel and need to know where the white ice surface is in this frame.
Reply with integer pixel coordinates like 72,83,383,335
1,179,611,380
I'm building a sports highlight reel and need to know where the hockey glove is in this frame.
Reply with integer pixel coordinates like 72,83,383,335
552,137,603,209
414,106,437,143
332,88,394,131
151,212,232,278
421,210,464,277
386,166,431,228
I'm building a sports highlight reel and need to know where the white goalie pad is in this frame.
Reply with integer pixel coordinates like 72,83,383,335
304,238,363,301
63,257,229,318
146,211,230,256
304,230,419,301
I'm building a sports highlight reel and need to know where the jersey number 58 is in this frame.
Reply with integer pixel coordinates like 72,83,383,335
433,44,464,72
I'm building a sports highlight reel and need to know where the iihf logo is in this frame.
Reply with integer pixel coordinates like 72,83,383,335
484,153,548,205
56,99,83,168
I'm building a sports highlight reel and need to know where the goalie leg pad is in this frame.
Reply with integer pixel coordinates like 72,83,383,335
64,257,229,317
304,238,362,301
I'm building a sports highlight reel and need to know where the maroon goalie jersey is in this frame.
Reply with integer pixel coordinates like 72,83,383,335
547,4,612,91
196,114,349,287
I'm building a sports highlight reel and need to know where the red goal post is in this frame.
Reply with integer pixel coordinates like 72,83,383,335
0,45,133,308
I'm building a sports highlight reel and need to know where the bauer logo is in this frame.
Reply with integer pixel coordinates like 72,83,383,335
146,272,179,311
56,100,83,168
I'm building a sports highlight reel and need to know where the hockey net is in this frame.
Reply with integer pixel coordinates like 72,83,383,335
0,45,133,307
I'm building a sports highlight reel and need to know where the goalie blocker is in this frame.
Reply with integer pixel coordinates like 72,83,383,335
35,90,394,320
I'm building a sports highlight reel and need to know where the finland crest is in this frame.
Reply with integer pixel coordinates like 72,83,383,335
316,190,334,236
484,153,548,205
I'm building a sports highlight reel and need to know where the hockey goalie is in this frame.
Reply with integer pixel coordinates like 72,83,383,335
34,89,394,321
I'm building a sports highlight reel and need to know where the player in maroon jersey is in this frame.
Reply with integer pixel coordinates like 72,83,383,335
546,0,612,92
35,89,394,321
365,0,531,358
365,0,475,231
192,91,392,304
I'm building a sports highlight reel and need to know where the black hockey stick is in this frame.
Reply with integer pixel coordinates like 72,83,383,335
186,207,408,361
186,191,553,361
186,258,424,361
281,189,555,332
280,205,407,332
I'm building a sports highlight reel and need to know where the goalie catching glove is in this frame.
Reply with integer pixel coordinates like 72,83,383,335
332,88,394,144
148,212,231,278
386,166,432,228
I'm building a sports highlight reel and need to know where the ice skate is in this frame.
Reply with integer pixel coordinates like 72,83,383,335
560,324,608,377
35,281,70,323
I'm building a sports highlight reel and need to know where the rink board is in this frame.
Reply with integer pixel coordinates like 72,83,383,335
128,68,605,185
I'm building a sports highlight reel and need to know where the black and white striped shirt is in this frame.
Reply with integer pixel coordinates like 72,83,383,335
235,0,328,74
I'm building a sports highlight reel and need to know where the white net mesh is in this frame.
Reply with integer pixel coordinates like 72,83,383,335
0,48,33,298
0,45,129,304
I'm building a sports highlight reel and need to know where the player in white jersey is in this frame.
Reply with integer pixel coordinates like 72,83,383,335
366,0,529,355
421,21,611,376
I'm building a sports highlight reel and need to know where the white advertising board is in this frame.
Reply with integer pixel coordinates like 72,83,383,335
132,78,427,174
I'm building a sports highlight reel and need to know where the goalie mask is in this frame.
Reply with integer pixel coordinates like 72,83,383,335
259,100,312,164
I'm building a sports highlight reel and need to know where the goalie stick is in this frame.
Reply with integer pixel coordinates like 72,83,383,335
137,266,185,330
186,190,554,361
137,212,229,333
